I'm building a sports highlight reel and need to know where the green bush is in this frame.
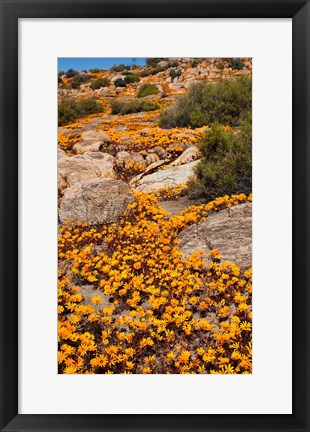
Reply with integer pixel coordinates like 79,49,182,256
65,68,79,78
190,122,252,200
169,69,182,82
124,73,141,84
114,78,126,87
228,58,245,70
146,58,162,67
159,76,252,128
58,97,103,126
110,99,159,115
89,68,100,73
111,64,130,72
90,77,110,90
137,83,159,98
58,70,65,76
75,98,104,116
70,74,91,89
58,103,78,126
168,61,179,68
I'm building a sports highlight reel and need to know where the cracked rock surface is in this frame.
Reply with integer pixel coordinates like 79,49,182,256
59,179,134,225
133,160,200,193
177,202,252,269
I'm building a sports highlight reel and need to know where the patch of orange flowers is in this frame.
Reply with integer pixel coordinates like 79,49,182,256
58,192,252,374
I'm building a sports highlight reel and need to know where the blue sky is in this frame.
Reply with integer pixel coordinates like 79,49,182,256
58,58,146,72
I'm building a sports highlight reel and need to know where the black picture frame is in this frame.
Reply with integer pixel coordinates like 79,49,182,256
0,1,309,431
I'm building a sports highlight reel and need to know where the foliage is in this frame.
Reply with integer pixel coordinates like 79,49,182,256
124,73,141,84
65,68,79,78
58,103,78,126
169,69,182,82
114,78,126,87
146,58,162,67
159,76,252,128
70,74,91,89
58,97,103,126
90,77,111,90
111,64,130,72
58,192,252,374
191,122,252,201
110,99,159,115
89,68,101,73
228,58,245,70
137,83,159,98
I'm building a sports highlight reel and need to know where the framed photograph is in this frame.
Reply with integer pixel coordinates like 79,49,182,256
1,0,309,431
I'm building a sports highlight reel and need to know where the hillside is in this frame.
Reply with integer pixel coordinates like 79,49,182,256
58,58,252,375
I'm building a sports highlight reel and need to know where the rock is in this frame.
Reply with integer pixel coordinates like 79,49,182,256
58,147,68,159
73,130,110,153
133,160,200,193
169,146,201,166
145,152,160,166
73,141,104,153
177,203,252,269
115,151,131,169
59,179,134,225
116,151,146,171
153,146,168,159
167,142,187,152
58,152,116,188
129,160,167,188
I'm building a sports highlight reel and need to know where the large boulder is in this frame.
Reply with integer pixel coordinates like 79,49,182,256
58,152,116,188
59,179,134,225
177,203,252,269
133,160,200,193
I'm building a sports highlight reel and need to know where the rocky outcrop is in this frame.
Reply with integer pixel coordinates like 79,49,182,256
115,151,146,171
133,160,200,193
169,146,201,166
58,152,116,188
59,179,134,225
177,202,252,269
72,130,110,153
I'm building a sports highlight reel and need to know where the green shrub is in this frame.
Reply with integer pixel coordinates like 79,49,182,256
146,58,162,67
58,103,78,126
58,97,103,126
90,77,110,90
111,64,130,72
169,69,182,82
75,98,104,116
110,99,159,115
190,122,252,200
149,65,168,75
228,58,245,70
58,70,65,76
124,73,141,84
137,83,159,98
191,59,200,68
89,68,100,73
65,68,79,78
70,74,91,89
159,76,252,128
114,78,126,87
168,61,179,68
